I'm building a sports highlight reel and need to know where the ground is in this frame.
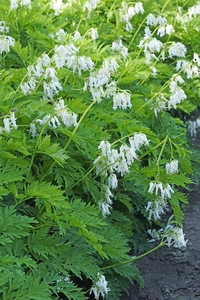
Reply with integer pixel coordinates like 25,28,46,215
121,136,200,300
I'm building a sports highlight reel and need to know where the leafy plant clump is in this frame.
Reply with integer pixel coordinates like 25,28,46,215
0,0,200,299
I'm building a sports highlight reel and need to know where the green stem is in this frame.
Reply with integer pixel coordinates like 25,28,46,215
107,0,117,23
100,241,165,271
156,135,168,167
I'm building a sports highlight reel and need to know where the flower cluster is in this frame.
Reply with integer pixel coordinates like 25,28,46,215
187,118,200,137
95,133,149,216
168,74,187,109
165,225,188,248
119,2,144,32
0,112,18,134
188,2,200,19
166,160,179,175
147,225,188,249
168,42,187,59
83,58,119,102
50,0,67,15
154,74,187,115
20,40,95,100
33,98,78,134
0,21,15,54
83,0,101,18
111,39,128,59
146,181,174,220
90,273,110,300
10,0,32,10
20,53,61,99
175,53,200,79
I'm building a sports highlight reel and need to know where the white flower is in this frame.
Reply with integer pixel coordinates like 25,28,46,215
0,36,15,54
29,123,38,138
104,185,113,204
148,181,156,194
113,91,132,110
10,112,17,130
108,173,118,189
168,42,187,58
120,144,137,166
120,2,144,31
165,226,188,248
129,133,149,151
111,39,128,59
73,31,82,41
44,67,58,80
166,24,175,35
3,118,11,133
134,2,144,14
89,28,98,40
20,0,32,8
150,66,157,76
77,56,94,75
146,13,158,26
187,120,197,137
146,38,163,53
146,198,168,220
55,29,66,41
188,2,200,19
83,0,101,18
49,116,61,128
10,0,18,9
98,202,111,217
161,184,174,199
10,0,32,9
54,98,78,127
50,0,63,15
98,140,111,157
157,24,175,37
108,149,119,172
20,82,32,95
105,81,117,98
53,43,78,69
157,26,166,37
166,160,179,174
116,149,129,176
90,273,110,299
168,87,187,109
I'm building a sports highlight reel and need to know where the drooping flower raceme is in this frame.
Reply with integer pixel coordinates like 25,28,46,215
1,112,18,134
90,273,110,300
165,225,188,248
168,42,187,58
0,36,15,54
83,0,101,18
35,98,78,130
95,133,149,216
147,181,174,220
166,160,179,175
119,2,144,32
10,0,32,10
147,225,188,249
111,39,128,59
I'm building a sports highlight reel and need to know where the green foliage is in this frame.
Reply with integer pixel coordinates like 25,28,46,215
0,0,200,299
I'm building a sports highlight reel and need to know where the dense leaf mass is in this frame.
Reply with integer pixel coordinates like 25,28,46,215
0,0,200,299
